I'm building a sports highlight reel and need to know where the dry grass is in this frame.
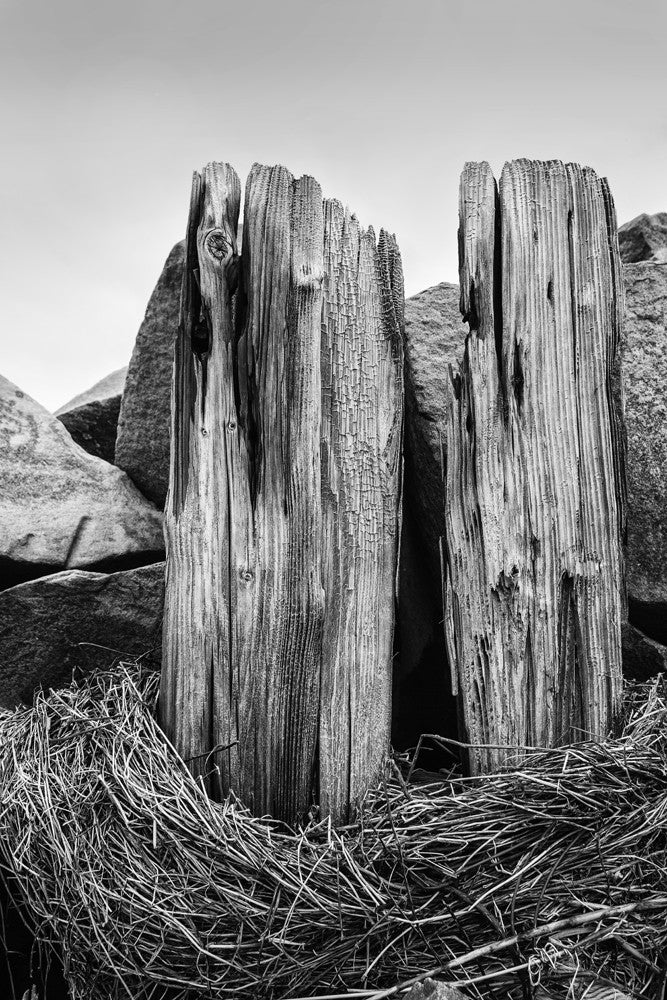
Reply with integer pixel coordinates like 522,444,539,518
0,665,665,1000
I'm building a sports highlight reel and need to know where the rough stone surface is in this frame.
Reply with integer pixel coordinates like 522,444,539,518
623,262,667,641
619,212,667,264
622,621,667,682
397,282,466,737
403,282,465,578
56,366,128,414
55,366,127,462
0,374,164,587
114,242,185,507
0,562,165,709
405,979,467,1000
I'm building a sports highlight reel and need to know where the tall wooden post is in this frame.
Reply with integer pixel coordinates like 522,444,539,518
319,202,404,820
160,161,404,824
444,160,626,774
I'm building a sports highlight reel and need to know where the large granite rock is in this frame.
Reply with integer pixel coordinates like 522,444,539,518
403,282,464,578
0,562,164,709
0,375,164,587
55,365,127,462
623,262,667,641
622,621,667,682
114,242,185,507
618,213,667,264
396,283,466,743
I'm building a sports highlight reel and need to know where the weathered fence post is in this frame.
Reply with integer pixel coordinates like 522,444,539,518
444,160,626,774
160,161,403,824
319,202,404,820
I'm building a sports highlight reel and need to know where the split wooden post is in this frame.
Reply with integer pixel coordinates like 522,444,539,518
320,202,404,820
160,161,404,825
444,160,626,774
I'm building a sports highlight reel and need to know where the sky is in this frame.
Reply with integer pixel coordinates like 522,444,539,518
1,0,666,411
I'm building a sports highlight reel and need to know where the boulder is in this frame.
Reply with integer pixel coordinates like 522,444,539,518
396,283,466,737
0,562,164,709
403,282,464,580
623,262,667,641
0,375,164,587
622,621,667,682
618,212,667,264
55,365,127,462
114,242,185,507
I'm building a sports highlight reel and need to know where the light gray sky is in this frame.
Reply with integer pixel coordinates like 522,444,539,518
1,0,666,410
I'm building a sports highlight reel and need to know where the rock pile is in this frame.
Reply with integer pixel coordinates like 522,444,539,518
55,366,127,462
0,245,184,709
0,375,163,587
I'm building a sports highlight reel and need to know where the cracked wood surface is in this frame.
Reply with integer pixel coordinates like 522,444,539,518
444,160,626,774
160,162,403,823
320,202,404,821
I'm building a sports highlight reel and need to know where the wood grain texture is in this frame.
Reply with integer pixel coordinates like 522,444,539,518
236,165,325,822
161,163,404,823
444,160,626,774
159,162,245,795
320,203,404,823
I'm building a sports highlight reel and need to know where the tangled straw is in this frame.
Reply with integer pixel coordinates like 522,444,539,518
0,666,666,1000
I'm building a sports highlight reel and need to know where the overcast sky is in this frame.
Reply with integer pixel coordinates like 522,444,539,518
1,0,666,410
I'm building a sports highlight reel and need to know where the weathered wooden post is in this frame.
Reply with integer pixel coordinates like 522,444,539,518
320,201,404,820
444,160,626,774
160,161,403,824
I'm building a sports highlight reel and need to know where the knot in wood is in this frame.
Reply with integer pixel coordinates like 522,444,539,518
204,229,231,261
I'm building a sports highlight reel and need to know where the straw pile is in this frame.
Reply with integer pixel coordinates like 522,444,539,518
0,665,665,1000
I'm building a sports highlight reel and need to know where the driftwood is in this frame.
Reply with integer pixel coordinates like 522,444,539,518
160,161,403,823
444,160,626,774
